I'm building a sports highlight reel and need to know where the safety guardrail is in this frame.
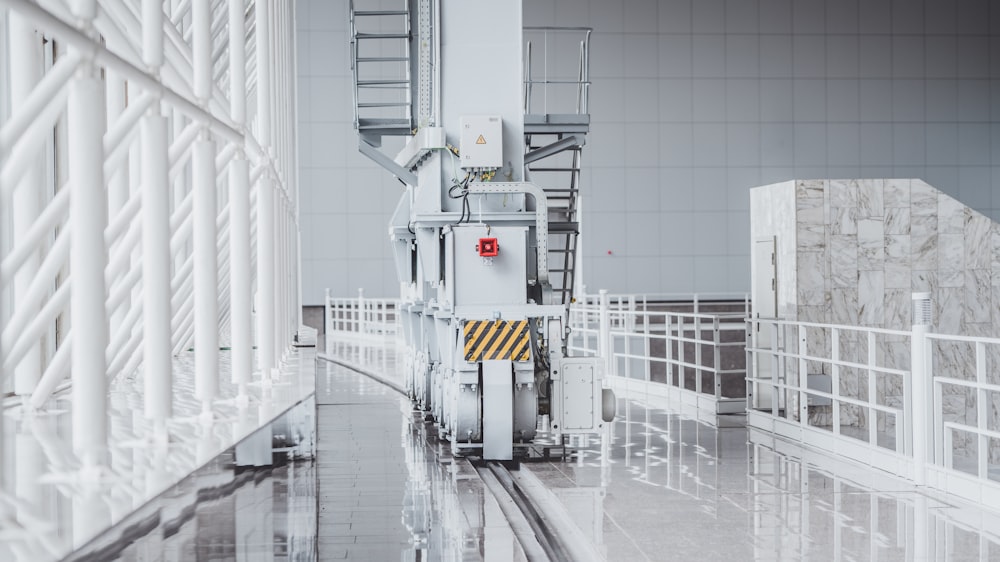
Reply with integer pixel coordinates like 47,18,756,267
324,289,401,341
746,314,1000,508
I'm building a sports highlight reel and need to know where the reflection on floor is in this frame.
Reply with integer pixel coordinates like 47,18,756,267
316,361,525,561
0,346,316,561
323,339,1000,561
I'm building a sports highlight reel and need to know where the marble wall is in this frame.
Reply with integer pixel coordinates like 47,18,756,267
750,179,1000,462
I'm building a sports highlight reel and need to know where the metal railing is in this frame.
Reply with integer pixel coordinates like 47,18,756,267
746,315,1000,507
0,0,301,471
325,289,401,340
568,290,749,415
523,26,591,115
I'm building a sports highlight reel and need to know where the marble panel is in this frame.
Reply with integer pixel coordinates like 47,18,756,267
911,234,938,271
885,289,911,329
964,212,992,270
938,193,966,234
885,235,911,289
910,215,938,238
883,179,911,208
858,179,885,218
831,206,858,235
913,270,937,292
796,251,828,305
797,206,827,251
859,270,885,325
858,219,885,270
911,180,938,216
831,288,860,326
795,179,825,199
830,235,858,288
964,270,992,324
829,179,859,208
937,286,964,334
992,228,1000,282
884,208,911,235
938,233,965,287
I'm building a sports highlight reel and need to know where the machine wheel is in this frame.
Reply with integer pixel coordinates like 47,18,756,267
601,388,616,422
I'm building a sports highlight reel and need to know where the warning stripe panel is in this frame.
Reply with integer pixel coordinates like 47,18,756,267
463,320,530,362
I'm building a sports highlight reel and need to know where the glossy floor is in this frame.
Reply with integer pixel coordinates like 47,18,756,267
324,338,1000,561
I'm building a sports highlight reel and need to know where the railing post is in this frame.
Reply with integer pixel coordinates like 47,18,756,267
599,289,611,377
358,287,366,335
911,292,932,486
324,288,331,343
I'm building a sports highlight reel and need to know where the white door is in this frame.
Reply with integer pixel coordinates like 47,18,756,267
752,238,777,410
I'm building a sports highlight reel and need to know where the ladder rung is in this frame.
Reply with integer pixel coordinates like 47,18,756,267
357,102,410,108
357,79,410,86
356,57,410,62
356,32,410,39
353,10,409,16
529,168,580,172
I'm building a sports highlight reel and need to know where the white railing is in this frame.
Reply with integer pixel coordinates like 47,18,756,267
0,0,300,475
569,290,749,416
746,315,1000,508
324,289,401,340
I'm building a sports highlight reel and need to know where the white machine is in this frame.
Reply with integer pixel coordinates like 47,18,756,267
349,0,613,459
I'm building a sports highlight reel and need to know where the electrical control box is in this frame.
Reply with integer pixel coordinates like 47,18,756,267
460,115,502,169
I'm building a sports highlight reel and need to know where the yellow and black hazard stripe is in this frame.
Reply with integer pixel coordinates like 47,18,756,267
463,320,531,362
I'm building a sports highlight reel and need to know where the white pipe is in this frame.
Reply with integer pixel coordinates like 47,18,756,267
142,109,173,422
256,175,275,376
68,60,109,468
106,260,142,320
256,0,271,145
106,69,129,339
9,11,45,395
29,333,72,410
192,0,211,102
193,135,219,409
229,0,246,125
2,279,70,376
0,83,69,200
105,189,142,246
0,50,80,156
0,186,68,288
142,0,164,69
229,155,252,389
0,228,70,353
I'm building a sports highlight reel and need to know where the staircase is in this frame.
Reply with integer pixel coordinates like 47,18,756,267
349,0,413,137
523,28,593,307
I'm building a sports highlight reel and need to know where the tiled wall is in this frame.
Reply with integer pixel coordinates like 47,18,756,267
297,0,1000,304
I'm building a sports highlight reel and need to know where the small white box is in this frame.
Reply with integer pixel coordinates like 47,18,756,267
460,115,503,168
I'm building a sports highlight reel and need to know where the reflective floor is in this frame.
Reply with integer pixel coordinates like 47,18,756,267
324,339,1000,561
0,344,316,561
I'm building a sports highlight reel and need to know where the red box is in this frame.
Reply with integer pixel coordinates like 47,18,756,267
477,238,499,257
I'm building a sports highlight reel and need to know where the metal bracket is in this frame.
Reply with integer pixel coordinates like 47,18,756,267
358,139,418,186
465,182,550,286
523,134,585,165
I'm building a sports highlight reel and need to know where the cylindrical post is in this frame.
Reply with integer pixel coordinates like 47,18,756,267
911,292,932,486
142,109,172,428
599,289,611,377
192,0,212,102
105,68,129,337
256,0,272,144
69,60,110,469
10,11,44,397
193,136,219,412
230,155,252,392
257,176,276,378
228,0,247,125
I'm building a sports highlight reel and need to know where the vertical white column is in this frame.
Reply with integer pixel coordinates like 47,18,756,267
229,0,252,396
911,292,932,486
141,0,170,433
9,12,44,397
256,0,276,379
142,113,172,427
69,59,110,469
106,69,129,336
193,137,219,412
257,177,276,378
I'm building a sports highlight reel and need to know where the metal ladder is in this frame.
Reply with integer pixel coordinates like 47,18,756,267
349,0,413,136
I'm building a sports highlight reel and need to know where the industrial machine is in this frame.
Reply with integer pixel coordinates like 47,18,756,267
349,0,613,460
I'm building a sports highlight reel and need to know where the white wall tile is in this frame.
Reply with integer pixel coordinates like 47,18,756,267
625,213,662,256
692,79,726,121
891,79,925,122
727,124,761,166
858,35,891,79
924,0,957,34
826,79,860,122
624,79,659,122
926,123,959,166
891,0,924,34
725,35,759,78
692,35,726,78
759,35,792,78
726,79,759,122
958,123,990,166
758,0,792,33
792,35,826,78
659,79,693,122
958,80,990,123
625,168,661,212
825,0,859,33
